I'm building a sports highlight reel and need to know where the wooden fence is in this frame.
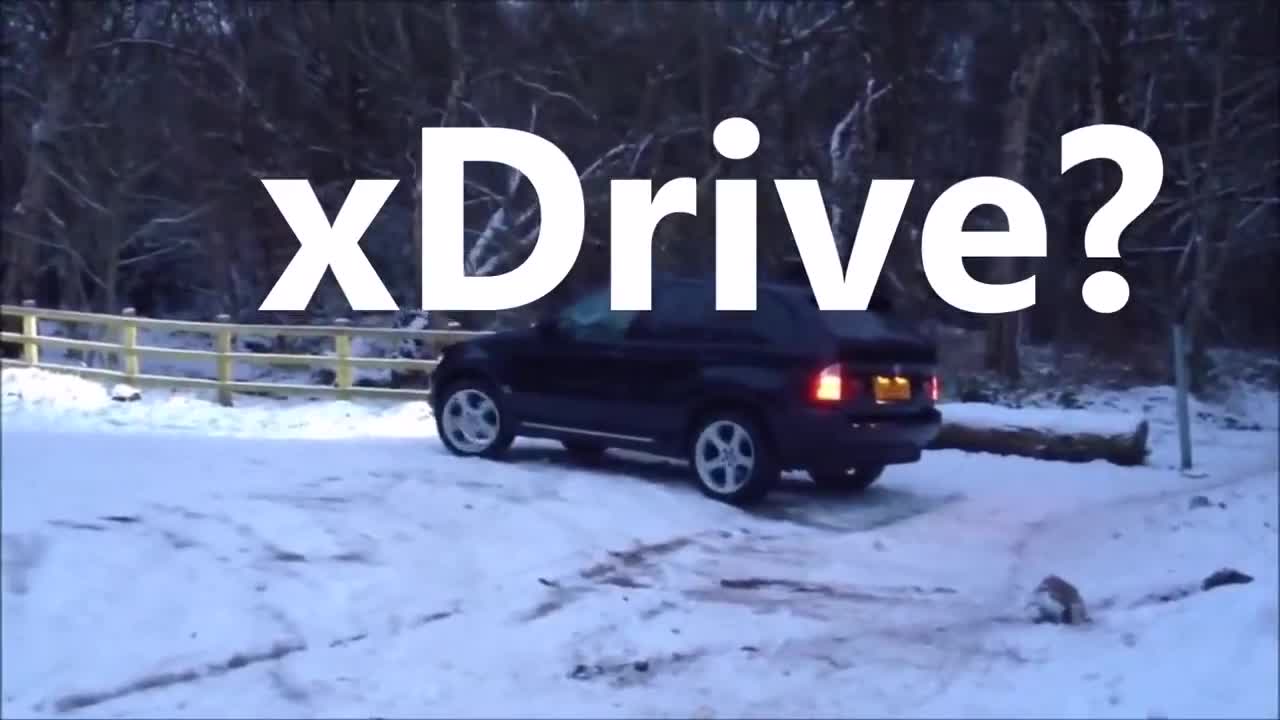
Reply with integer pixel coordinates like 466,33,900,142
0,300,492,406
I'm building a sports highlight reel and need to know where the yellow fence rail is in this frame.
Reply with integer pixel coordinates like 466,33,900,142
0,300,492,406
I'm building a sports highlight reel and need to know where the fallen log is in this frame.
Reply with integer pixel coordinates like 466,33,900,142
930,403,1150,467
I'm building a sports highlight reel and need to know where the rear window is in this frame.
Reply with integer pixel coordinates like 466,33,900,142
818,309,904,341
776,283,906,340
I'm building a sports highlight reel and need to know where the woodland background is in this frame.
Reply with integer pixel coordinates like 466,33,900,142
2,0,1277,390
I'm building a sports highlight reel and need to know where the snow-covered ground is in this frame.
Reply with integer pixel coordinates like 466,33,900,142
2,367,1277,718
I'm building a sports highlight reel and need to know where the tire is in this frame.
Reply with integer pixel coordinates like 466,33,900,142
435,380,515,459
810,465,885,494
687,411,779,506
561,439,607,463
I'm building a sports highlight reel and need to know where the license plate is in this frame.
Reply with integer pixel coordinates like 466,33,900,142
872,376,911,403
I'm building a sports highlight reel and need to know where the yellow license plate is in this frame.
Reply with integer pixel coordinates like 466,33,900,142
872,376,911,403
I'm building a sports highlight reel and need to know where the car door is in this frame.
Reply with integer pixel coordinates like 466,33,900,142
507,287,637,433
606,282,710,442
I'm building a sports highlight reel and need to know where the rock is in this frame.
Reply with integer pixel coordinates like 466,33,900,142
1221,416,1261,431
1202,568,1253,591
110,384,141,402
1188,495,1212,509
1027,574,1090,625
632,660,649,672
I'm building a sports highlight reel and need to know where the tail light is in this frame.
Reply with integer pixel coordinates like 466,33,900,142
929,375,941,402
813,364,844,402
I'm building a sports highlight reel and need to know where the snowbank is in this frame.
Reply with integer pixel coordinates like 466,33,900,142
1,367,434,440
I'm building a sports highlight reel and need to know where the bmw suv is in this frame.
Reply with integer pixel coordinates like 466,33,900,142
430,277,942,506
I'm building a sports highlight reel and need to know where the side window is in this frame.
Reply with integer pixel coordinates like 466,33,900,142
706,291,800,346
630,284,712,341
754,292,802,345
557,289,636,343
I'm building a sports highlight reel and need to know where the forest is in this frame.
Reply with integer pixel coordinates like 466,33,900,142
2,0,1277,387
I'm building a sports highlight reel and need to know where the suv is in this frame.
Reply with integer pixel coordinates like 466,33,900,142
429,277,942,505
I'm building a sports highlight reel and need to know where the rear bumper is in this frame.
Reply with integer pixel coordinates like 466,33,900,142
772,406,942,472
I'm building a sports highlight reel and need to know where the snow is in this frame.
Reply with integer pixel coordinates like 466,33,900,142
2,366,1278,718
2,368,433,440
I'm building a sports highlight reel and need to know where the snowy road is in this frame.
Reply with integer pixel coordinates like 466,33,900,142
2,368,1277,718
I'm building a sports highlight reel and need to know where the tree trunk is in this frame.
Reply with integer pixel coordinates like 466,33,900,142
423,1,467,321
984,19,1055,381
3,1,80,303
932,413,1150,467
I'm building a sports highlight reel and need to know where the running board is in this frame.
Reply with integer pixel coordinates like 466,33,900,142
520,422,654,444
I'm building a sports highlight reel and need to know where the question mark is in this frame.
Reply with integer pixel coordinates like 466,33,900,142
1061,124,1164,314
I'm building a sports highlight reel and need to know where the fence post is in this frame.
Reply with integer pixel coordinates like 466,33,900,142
215,313,234,407
19,299,38,366
120,307,140,380
334,318,352,400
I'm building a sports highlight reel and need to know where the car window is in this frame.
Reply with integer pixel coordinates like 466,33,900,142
629,283,712,341
706,290,800,346
557,288,636,343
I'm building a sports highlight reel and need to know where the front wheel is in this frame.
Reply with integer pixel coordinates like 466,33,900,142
810,465,885,494
688,413,779,506
435,381,514,459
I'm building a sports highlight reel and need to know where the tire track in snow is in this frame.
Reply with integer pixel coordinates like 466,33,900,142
49,639,307,714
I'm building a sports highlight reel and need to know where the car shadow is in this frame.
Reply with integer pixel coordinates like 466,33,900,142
499,443,961,534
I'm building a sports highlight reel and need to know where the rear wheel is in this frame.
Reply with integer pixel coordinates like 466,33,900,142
810,465,885,494
435,381,514,459
688,413,779,506
561,439,607,463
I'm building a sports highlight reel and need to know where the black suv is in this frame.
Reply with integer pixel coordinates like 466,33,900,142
430,277,942,505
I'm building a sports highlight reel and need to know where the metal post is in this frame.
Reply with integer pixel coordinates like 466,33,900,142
1171,323,1193,470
